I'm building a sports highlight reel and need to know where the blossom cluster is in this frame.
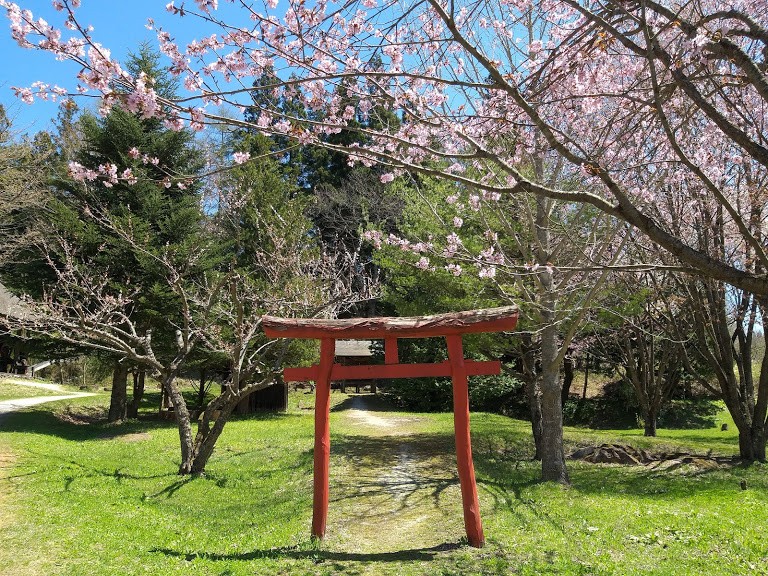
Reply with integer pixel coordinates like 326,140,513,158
2,0,766,283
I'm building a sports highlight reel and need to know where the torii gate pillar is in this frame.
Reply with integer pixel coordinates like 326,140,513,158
263,306,519,549
312,337,335,539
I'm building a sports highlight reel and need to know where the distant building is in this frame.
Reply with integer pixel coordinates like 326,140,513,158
334,340,376,393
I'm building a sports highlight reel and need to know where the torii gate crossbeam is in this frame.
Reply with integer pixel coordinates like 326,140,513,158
263,305,519,549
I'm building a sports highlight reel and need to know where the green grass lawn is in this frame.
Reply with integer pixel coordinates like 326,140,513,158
0,378,64,402
0,392,766,575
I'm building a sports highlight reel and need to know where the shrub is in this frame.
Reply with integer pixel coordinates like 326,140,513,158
379,369,524,414
564,379,720,430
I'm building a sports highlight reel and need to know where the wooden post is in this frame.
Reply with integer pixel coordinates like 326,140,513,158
446,335,485,548
385,337,399,364
312,338,335,540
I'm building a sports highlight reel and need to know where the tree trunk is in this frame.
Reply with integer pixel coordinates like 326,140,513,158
539,322,570,484
737,423,767,462
161,373,196,475
189,402,238,474
561,351,574,407
531,193,569,484
643,409,657,437
527,380,543,460
127,369,145,418
108,361,129,422
687,281,768,463
520,334,542,459
182,377,277,475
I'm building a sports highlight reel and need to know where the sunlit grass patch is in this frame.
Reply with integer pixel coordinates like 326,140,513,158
0,378,65,402
0,392,766,575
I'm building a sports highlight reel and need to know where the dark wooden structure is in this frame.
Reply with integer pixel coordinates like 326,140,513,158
263,305,519,548
241,379,288,412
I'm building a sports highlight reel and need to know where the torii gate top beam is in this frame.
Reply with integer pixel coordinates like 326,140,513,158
262,305,519,340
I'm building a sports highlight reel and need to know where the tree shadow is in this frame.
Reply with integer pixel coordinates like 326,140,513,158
472,442,759,503
328,431,459,518
565,460,760,498
329,426,561,529
13,446,181,488
145,477,195,499
0,398,307,443
150,541,463,563
0,406,176,442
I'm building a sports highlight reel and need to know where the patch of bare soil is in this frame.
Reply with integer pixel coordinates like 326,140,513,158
569,443,736,471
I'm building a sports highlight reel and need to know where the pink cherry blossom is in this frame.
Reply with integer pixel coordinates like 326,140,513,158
232,151,251,164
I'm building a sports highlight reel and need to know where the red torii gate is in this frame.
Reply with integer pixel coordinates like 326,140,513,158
262,305,519,548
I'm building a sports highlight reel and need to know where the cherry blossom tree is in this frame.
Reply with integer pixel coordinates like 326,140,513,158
3,0,765,281
3,1,758,269
4,0,768,471
369,164,627,482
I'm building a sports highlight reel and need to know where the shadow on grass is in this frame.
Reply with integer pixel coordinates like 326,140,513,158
14,445,182,490
0,406,177,442
0,396,307,443
5,396,754,507
566,461,759,497
474,447,757,503
151,541,463,563
329,431,555,533
470,431,756,505
331,421,751,524
329,432,458,515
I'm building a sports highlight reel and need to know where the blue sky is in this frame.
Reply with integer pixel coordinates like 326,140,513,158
0,1,236,136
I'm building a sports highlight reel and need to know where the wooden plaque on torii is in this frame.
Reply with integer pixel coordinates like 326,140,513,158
263,305,519,548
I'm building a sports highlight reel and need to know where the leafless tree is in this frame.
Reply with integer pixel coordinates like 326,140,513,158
3,196,373,474
0,104,50,265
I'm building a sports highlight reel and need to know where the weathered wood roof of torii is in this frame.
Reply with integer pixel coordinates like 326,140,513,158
262,305,519,340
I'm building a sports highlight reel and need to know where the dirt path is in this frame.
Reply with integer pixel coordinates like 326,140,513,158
0,379,97,424
328,395,464,554
344,395,398,428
